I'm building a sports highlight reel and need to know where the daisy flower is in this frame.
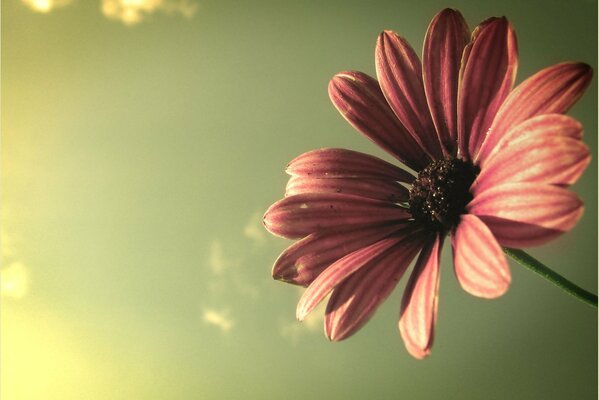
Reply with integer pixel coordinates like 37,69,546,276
263,9,593,358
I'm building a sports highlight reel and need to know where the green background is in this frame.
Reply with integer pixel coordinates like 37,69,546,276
2,0,597,398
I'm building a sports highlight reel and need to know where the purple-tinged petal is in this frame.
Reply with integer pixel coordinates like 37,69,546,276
296,235,407,321
468,183,584,247
452,214,510,298
375,31,443,160
324,232,426,341
472,135,590,194
285,175,409,202
272,223,403,286
476,62,593,164
457,17,518,160
422,8,470,155
459,17,496,75
264,193,411,239
329,71,430,170
399,233,443,359
477,114,584,166
286,148,414,183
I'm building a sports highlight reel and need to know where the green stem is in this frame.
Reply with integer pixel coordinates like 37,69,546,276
504,248,597,308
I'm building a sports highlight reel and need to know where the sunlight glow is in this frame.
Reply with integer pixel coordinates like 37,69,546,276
1,262,30,299
1,307,110,399
101,0,197,25
21,0,74,13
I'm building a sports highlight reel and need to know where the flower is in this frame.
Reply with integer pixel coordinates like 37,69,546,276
263,8,592,358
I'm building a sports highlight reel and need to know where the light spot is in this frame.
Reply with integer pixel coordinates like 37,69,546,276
208,239,238,275
202,308,234,332
299,203,308,209
243,211,266,244
280,290,326,344
1,262,30,299
101,0,197,25
20,0,74,13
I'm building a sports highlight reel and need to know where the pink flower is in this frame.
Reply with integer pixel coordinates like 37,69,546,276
263,9,592,358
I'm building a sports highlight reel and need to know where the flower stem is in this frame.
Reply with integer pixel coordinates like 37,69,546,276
504,248,597,308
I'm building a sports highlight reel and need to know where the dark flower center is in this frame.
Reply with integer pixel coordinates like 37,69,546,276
408,157,479,231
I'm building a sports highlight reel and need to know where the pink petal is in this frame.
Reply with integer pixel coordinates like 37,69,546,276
324,232,426,341
468,183,584,247
452,214,510,298
399,233,443,359
296,235,407,320
472,134,590,194
477,114,584,166
263,193,411,239
272,224,403,286
459,17,496,72
328,71,430,170
285,175,409,202
476,62,593,164
375,31,443,160
457,17,518,160
286,148,414,183
422,8,470,155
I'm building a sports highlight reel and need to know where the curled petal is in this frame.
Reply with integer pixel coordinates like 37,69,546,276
458,17,518,160
468,183,584,247
286,148,414,183
399,233,443,359
296,235,406,321
422,8,470,155
272,224,402,286
285,175,409,202
376,31,443,160
452,214,510,298
324,232,426,341
476,62,593,164
329,71,430,170
263,193,411,239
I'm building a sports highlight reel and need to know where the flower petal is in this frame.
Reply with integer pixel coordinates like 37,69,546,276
286,148,414,183
285,175,409,202
324,232,426,341
468,183,584,247
272,224,403,286
399,233,443,359
472,133,590,194
477,113,584,166
375,31,443,160
328,71,430,170
457,17,518,160
422,8,470,155
296,235,407,320
476,62,593,164
263,193,411,239
452,214,510,298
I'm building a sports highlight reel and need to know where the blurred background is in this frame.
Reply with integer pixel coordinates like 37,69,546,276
1,0,597,398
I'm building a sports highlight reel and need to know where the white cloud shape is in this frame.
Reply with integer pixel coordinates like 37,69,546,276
243,211,266,245
202,308,234,332
208,239,239,275
280,292,326,344
102,0,197,25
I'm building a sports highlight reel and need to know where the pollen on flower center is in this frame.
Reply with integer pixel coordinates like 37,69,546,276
408,158,479,230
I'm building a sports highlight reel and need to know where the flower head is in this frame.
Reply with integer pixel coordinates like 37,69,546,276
263,9,592,358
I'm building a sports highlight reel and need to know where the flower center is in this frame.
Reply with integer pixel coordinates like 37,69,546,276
408,157,479,231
